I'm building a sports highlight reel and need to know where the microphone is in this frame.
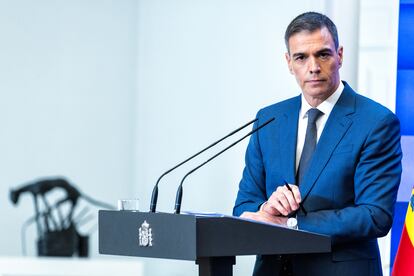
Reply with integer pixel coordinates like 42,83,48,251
174,117,275,214
149,118,258,212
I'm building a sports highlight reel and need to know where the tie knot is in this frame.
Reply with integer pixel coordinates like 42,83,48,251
307,108,323,124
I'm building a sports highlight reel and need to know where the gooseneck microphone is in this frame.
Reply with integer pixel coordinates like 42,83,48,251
149,118,258,212
174,117,275,214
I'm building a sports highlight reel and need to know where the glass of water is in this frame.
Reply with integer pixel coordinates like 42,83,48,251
117,199,139,211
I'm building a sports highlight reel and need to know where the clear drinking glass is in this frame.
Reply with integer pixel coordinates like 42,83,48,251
117,199,139,211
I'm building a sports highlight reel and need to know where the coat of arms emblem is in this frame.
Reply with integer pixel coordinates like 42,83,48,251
138,220,153,247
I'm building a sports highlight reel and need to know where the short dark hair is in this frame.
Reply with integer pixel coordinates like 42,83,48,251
284,12,339,52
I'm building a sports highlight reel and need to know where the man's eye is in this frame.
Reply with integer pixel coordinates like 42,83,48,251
319,53,330,59
295,56,305,61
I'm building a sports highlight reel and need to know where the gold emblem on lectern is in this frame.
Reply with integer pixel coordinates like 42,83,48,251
138,220,153,247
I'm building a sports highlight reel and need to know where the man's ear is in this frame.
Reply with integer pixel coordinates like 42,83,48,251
285,52,293,74
337,46,344,68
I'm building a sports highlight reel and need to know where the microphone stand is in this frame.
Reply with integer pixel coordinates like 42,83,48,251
149,118,258,212
174,117,275,214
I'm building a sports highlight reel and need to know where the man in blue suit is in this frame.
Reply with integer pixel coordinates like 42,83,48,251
233,12,402,276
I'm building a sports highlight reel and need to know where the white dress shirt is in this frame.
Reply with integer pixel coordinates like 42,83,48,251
295,82,344,171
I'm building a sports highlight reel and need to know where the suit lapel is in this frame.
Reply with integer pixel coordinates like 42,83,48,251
299,84,356,200
279,96,301,184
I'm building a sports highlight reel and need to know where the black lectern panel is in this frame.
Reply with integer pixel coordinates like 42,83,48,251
99,211,197,260
196,216,330,257
99,210,330,261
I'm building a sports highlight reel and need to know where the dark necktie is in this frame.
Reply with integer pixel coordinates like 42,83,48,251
297,108,323,185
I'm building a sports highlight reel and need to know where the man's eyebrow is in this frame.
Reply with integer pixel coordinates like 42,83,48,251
316,48,334,55
292,52,306,58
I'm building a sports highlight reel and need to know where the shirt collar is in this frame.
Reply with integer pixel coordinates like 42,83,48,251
300,81,344,119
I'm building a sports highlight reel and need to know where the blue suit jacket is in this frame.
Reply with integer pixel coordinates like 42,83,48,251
233,82,402,275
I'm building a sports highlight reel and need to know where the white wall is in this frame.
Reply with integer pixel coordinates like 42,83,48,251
0,0,137,256
357,1,400,274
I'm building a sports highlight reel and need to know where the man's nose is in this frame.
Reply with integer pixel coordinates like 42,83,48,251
309,57,321,74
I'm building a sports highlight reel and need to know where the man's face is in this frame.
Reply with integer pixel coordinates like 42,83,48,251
285,27,343,105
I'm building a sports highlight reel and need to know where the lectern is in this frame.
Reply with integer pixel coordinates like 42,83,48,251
99,210,330,276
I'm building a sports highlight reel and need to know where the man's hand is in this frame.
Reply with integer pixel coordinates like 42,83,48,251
240,210,288,226
262,184,301,216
